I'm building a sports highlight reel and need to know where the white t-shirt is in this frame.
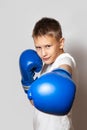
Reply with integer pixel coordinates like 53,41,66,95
33,53,77,130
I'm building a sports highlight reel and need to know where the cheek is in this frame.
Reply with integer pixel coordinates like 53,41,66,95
52,48,59,58
38,53,42,59
37,51,43,60
36,51,41,58
51,47,58,55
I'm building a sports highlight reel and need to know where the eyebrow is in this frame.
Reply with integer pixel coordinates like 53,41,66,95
35,44,52,48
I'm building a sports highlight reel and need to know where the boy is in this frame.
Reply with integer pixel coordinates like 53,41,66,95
31,17,76,130
19,17,77,130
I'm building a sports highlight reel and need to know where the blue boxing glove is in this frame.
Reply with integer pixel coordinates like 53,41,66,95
28,68,76,115
19,49,43,93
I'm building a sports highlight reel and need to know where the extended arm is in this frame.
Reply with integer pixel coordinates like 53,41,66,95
28,68,76,115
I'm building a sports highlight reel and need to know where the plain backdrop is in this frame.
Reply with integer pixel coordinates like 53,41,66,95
0,0,87,130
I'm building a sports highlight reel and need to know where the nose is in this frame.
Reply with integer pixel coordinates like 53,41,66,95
41,48,47,57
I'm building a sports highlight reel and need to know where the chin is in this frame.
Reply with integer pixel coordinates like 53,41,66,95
44,60,53,65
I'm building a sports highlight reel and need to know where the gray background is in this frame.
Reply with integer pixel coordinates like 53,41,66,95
0,0,87,130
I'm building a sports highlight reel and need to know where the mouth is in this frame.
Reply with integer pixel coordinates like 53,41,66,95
42,57,50,62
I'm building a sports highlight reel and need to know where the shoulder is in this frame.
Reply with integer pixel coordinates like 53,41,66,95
54,53,76,69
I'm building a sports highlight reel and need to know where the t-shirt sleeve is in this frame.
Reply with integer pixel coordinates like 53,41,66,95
58,55,76,69
52,53,76,70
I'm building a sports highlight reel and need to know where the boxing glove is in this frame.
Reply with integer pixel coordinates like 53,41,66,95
28,68,76,115
19,49,43,93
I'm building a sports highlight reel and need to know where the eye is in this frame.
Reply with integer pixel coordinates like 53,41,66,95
35,46,41,50
46,45,51,48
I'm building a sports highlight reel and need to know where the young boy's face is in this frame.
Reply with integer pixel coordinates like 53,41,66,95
33,35,64,65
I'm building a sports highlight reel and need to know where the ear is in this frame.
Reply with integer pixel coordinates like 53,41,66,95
59,38,65,49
